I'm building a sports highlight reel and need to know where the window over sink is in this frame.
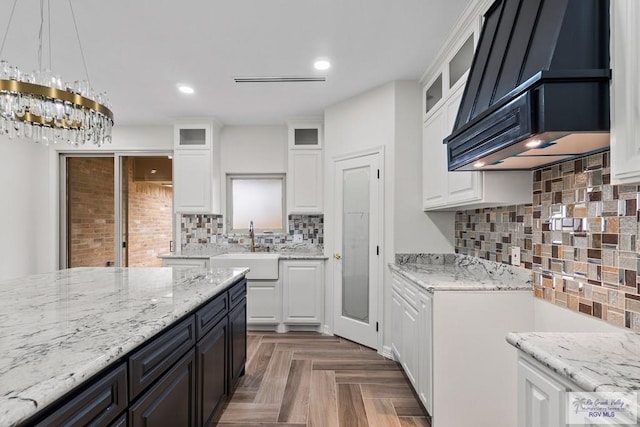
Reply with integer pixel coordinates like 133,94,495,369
226,174,285,233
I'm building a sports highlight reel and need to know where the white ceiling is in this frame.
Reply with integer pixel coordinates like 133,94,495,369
0,0,471,126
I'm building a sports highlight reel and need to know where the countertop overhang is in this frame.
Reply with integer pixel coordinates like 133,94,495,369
0,266,248,426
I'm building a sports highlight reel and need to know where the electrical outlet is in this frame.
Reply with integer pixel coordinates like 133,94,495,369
293,234,303,243
210,235,217,243
511,246,521,266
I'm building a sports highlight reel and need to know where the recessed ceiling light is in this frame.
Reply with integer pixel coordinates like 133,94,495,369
150,169,157,174
314,59,331,71
177,84,194,94
473,161,486,168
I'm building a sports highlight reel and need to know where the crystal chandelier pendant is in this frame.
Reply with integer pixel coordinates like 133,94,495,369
0,1,114,147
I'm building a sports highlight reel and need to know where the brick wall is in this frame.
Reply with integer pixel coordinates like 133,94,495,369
67,157,115,267
126,161,173,267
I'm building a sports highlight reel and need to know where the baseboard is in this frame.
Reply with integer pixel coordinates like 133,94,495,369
380,345,395,361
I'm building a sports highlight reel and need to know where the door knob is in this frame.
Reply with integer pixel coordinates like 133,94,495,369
334,253,342,260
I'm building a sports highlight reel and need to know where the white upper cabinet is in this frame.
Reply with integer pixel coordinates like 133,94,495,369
421,0,532,211
287,117,324,214
173,119,223,214
611,0,640,184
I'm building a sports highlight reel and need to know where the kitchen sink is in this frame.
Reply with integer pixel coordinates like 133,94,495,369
210,253,279,280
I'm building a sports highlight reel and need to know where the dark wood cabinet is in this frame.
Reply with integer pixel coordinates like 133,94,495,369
129,349,196,427
24,277,246,427
36,364,127,427
196,317,228,427
229,294,247,390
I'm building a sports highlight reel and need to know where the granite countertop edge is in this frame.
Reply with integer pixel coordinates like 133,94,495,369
388,262,533,292
506,332,640,393
159,253,329,260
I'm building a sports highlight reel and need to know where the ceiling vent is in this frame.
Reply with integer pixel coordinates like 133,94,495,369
233,76,326,83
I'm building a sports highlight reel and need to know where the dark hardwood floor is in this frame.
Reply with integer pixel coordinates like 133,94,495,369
214,332,430,427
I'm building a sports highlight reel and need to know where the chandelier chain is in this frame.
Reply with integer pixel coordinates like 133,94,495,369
38,0,44,71
68,0,91,86
0,0,19,59
48,0,52,70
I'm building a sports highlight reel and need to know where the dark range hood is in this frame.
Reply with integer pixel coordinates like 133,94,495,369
444,0,610,171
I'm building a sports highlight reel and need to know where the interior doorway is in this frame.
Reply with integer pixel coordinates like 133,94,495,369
61,154,173,268
332,151,382,349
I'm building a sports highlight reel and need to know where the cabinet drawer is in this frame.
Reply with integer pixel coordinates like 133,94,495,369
128,316,195,401
229,279,247,308
37,363,127,427
129,349,197,427
195,292,228,340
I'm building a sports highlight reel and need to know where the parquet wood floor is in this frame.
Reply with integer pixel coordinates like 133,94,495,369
214,332,430,427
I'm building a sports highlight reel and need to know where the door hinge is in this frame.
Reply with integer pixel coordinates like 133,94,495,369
377,169,380,179
376,322,379,332
376,245,379,256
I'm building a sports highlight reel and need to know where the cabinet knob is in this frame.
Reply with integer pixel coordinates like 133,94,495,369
334,253,342,260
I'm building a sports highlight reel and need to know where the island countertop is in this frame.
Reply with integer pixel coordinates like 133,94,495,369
507,332,640,393
0,266,248,427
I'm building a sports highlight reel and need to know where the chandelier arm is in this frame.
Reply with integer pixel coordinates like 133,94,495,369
0,0,19,59
68,0,91,86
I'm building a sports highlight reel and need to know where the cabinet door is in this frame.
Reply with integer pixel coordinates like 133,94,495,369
229,298,247,391
390,288,404,361
422,107,447,209
173,149,212,213
246,283,280,324
611,0,640,184
401,301,419,388
444,85,482,205
288,150,323,214
518,358,568,427
418,293,433,415
282,260,324,324
129,349,197,427
196,318,228,427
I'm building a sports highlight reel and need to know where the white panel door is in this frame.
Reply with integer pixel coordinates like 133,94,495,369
333,152,380,349
246,283,280,324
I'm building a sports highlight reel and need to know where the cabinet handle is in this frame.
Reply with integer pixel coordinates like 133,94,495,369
334,253,342,260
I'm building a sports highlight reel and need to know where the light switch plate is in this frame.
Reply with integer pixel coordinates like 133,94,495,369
293,234,303,243
511,246,520,266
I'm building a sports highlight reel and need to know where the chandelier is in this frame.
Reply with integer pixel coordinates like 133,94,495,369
0,0,113,146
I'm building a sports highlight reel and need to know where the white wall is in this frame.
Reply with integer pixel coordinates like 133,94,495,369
324,81,454,352
393,81,454,253
0,136,52,280
220,125,287,174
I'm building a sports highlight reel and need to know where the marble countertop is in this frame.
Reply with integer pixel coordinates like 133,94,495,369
159,253,329,260
389,254,532,292
506,332,640,393
0,266,248,427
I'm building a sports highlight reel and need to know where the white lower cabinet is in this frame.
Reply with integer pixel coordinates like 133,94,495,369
247,259,325,332
281,260,324,324
390,269,533,426
518,357,569,427
247,281,281,325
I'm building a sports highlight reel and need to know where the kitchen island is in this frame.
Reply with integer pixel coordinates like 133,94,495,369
0,266,248,427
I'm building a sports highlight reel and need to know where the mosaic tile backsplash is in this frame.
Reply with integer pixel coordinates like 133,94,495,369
181,213,323,251
456,151,640,331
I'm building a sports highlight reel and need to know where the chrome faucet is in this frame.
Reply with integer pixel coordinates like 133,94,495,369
249,220,255,252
